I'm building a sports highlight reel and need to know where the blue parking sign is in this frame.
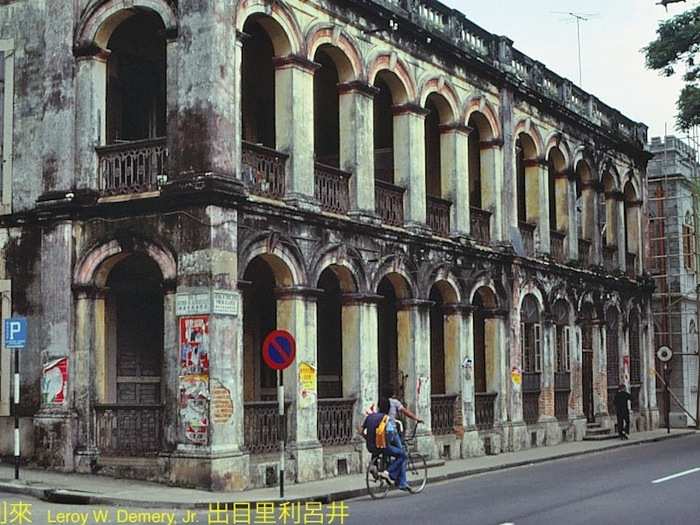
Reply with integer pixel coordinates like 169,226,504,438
4,318,27,349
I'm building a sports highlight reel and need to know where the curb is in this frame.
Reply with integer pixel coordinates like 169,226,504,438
0,431,694,509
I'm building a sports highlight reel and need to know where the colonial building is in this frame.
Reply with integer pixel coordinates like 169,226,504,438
0,0,656,490
647,135,699,426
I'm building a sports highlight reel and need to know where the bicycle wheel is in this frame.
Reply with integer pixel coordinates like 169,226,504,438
406,453,427,494
366,457,390,499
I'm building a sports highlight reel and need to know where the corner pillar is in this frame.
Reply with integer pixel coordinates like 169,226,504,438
393,105,428,230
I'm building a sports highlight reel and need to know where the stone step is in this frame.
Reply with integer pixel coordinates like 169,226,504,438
585,426,612,436
583,433,617,441
586,422,602,429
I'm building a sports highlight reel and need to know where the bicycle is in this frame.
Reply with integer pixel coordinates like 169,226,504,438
365,421,428,499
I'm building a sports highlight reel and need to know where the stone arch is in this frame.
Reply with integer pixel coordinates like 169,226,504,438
238,234,306,287
467,278,501,308
422,264,462,302
306,23,364,82
367,51,417,104
519,280,548,315
623,175,640,202
513,119,544,159
310,244,367,293
76,0,177,51
549,285,575,316
601,164,621,192
236,0,303,56
574,157,596,184
418,76,460,123
544,133,571,171
463,95,501,141
74,237,176,288
372,257,416,299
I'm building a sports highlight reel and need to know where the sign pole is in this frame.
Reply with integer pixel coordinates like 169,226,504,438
664,363,670,434
13,347,19,480
278,369,284,499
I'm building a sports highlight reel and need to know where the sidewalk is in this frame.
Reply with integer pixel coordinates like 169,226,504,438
0,429,694,509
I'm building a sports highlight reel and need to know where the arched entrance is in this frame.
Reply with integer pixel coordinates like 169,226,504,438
96,253,165,456
520,294,542,424
606,308,620,416
377,273,411,398
472,286,499,430
580,304,596,422
552,299,572,421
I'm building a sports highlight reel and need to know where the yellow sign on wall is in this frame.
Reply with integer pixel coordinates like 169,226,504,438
299,362,317,408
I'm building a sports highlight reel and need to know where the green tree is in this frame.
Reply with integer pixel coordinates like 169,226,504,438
644,5,700,130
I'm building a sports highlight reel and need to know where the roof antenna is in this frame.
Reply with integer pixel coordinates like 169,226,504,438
551,12,599,87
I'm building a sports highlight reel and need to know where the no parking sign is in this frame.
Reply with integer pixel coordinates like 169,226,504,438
262,330,296,370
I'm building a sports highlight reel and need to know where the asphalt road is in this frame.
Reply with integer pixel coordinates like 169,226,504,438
1,435,699,525
346,433,700,525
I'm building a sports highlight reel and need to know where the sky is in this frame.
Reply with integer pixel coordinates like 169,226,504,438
441,0,695,140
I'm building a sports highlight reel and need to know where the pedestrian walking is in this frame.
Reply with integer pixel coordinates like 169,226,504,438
614,384,631,439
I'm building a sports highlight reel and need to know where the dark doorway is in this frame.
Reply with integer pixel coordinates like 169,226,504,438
378,277,399,396
317,269,343,398
582,350,594,422
243,257,277,401
313,47,340,167
473,293,487,393
429,286,446,395
373,77,395,183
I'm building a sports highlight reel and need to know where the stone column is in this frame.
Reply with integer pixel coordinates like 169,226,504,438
274,56,319,209
564,170,577,260
440,125,470,237
581,181,599,264
396,299,433,456
614,191,627,270
536,160,552,255
341,293,380,464
169,206,248,491
570,323,586,439
480,141,504,242
508,291,525,451
541,319,559,443
592,320,608,420
276,287,323,482
34,222,78,471
393,105,428,230
443,305,472,455
338,82,378,219
74,50,107,189
168,3,242,194
640,307,657,429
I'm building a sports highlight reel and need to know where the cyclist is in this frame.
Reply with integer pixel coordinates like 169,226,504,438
359,397,409,491
385,388,423,448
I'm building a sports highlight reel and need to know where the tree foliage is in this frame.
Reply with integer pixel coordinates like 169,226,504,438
644,6,700,130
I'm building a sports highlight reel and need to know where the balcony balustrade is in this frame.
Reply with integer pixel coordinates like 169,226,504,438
95,404,162,456
96,138,167,196
431,394,458,435
475,392,497,430
427,195,451,236
470,207,491,244
518,222,536,257
375,180,405,226
314,163,350,214
241,141,287,199
578,238,592,267
317,398,356,446
550,231,566,263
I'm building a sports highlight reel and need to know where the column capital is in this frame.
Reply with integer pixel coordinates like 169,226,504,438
627,199,643,208
442,303,475,315
396,298,434,311
341,292,384,305
74,44,110,61
163,278,177,294
337,81,379,97
605,190,624,201
438,123,472,135
392,103,430,117
524,157,548,168
274,286,324,300
483,308,508,319
72,284,106,300
272,54,321,73
480,138,504,150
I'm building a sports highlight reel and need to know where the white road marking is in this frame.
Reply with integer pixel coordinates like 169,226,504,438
652,467,700,484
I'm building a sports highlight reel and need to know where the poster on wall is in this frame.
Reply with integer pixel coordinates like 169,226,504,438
179,316,210,445
179,316,209,375
179,375,210,445
41,357,68,405
299,362,317,409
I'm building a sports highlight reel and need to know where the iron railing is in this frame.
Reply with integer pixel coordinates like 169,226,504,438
317,398,356,446
375,180,405,226
431,394,458,435
96,138,167,196
315,163,350,214
244,400,290,454
522,391,540,425
554,373,570,421
578,238,592,267
626,252,637,279
550,231,566,263
426,195,451,236
470,207,491,244
475,392,497,430
95,404,162,456
241,141,287,199
519,222,536,257
603,245,618,273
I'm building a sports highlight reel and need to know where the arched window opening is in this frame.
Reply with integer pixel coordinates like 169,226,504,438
429,286,446,396
241,19,276,148
98,253,164,456
606,308,620,416
468,123,482,209
106,12,166,143
520,294,541,425
580,304,595,422
472,287,498,430
313,47,340,167
548,147,567,262
243,257,278,401
553,300,571,421
515,134,539,256
317,269,343,398
424,93,453,235
516,138,527,224
623,181,640,276
424,97,442,198
373,77,395,184
601,171,618,271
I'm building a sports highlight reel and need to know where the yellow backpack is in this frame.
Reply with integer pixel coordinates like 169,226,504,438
375,415,389,449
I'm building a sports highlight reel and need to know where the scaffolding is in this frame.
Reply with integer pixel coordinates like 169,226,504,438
647,126,700,427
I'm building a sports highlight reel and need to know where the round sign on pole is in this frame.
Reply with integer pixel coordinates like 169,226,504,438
656,345,673,363
262,330,296,370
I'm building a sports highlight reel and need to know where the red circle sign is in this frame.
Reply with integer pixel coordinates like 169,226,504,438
262,330,296,370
